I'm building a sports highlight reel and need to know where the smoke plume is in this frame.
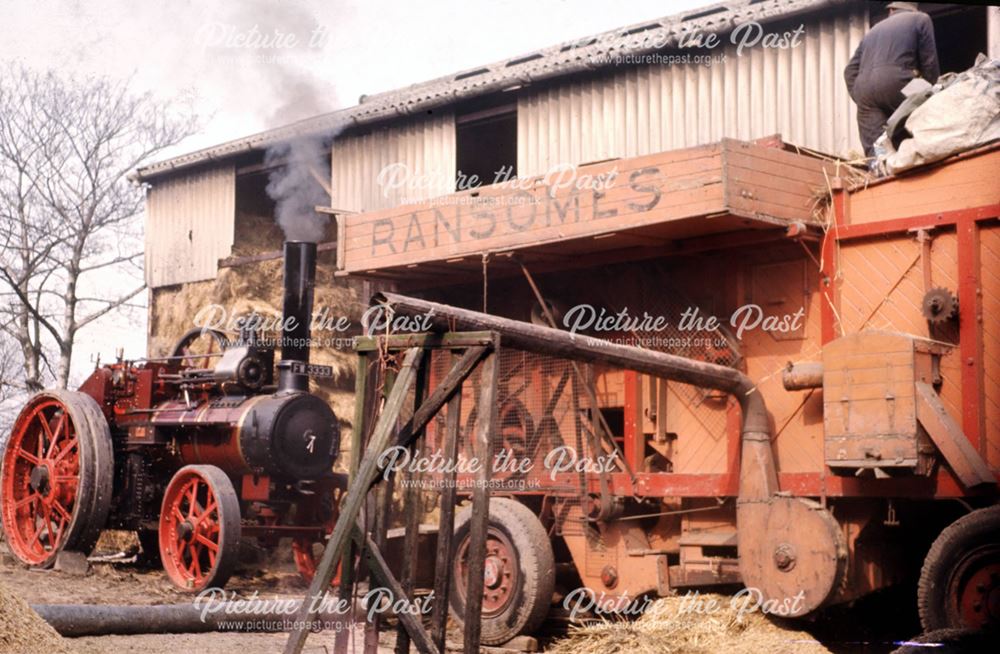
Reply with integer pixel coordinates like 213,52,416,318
265,137,331,242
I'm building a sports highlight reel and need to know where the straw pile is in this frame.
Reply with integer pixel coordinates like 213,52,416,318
0,580,73,654
545,594,830,654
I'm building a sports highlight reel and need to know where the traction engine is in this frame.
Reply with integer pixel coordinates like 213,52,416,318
0,242,344,591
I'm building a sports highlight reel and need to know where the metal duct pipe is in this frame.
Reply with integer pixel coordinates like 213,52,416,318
372,292,776,500
278,241,317,393
782,362,824,390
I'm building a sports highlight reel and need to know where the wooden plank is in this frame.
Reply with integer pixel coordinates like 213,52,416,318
364,363,397,654
432,353,464,653
343,179,725,267
957,216,986,457
285,348,423,654
463,346,500,654
334,352,372,654
847,150,1000,223
366,440,396,654
355,528,440,654
338,139,843,276
396,345,491,448
341,146,727,272
396,361,429,654
354,332,496,352
916,382,995,487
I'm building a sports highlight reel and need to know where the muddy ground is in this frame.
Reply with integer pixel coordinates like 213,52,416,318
0,540,930,654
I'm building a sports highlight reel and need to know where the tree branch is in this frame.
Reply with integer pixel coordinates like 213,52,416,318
75,284,147,331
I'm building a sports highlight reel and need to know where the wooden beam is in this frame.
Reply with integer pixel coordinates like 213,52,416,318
394,345,491,449
334,352,372,654
463,344,500,654
365,363,397,654
285,347,423,654
396,362,429,654
354,528,440,654
354,332,496,352
916,382,994,488
432,353,463,653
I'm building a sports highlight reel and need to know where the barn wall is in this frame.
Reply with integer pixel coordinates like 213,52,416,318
516,9,867,175
329,111,456,213
145,165,236,288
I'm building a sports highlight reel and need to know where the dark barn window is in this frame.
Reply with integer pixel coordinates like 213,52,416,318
455,103,517,190
869,3,988,76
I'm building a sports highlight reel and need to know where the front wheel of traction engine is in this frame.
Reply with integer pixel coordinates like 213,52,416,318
449,498,555,646
0,390,113,567
159,465,241,591
918,505,1000,633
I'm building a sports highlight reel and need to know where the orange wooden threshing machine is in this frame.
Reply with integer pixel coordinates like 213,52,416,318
316,137,1000,649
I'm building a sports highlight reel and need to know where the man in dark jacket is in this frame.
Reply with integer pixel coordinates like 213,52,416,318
844,2,940,158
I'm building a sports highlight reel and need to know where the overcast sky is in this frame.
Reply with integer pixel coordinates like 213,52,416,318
0,0,709,381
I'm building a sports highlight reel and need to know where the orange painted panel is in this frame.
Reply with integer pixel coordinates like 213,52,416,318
845,149,1000,225
742,256,826,474
981,225,1000,472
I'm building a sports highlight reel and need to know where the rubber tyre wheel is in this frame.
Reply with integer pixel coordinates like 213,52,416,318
449,497,555,646
918,505,1000,632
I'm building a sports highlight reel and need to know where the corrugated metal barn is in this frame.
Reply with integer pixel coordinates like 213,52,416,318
135,0,998,304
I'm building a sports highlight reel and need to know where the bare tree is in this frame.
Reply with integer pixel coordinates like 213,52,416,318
0,64,196,390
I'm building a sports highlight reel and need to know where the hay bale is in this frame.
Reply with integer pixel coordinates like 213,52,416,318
0,580,73,654
545,593,830,654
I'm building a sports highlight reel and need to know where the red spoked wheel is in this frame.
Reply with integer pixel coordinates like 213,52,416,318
0,390,113,567
159,465,241,591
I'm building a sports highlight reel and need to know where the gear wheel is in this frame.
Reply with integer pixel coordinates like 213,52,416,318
922,288,959,324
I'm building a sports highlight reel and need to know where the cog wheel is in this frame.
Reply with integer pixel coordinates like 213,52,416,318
922,288,959,324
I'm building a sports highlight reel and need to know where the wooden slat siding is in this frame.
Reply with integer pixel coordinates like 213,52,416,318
722,139,831,223
744,257,826,474
345,163,722,264
846,149,1000,225
340,144,726,272
351,142,722,227
838,232,965,425
341,140,837,275
342,168,722,253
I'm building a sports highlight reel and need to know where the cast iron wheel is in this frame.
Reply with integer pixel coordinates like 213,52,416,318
918,505,1000,632
159,465,241,591
449,497,555,645
0,390,113,567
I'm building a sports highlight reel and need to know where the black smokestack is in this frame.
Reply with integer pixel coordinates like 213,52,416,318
278,241,316,393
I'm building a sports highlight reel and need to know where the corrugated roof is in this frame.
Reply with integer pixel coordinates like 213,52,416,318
133,0,846,181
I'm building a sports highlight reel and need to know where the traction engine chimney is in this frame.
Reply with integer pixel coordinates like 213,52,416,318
277,241,317,393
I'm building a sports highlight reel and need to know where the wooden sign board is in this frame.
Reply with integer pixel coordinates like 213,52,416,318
339,140,829,275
